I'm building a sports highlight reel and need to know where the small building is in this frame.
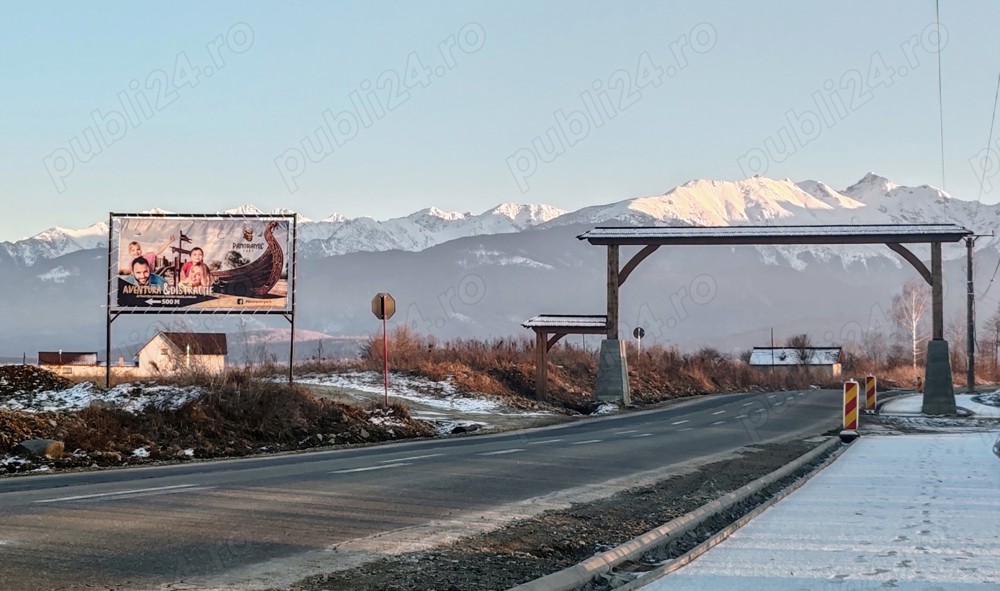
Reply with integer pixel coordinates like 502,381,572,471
37,351,98,375
749,346,843,378
138,332,228,374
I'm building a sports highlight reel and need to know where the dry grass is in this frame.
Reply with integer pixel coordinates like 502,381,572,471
305,327,836,412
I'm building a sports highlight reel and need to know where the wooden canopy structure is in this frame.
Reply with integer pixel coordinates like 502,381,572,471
522,315,608,399
569,224,973,414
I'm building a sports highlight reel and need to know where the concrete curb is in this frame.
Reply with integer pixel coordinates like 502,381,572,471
505,437,844,591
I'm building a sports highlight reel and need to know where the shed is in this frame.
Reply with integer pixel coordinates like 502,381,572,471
749,346,842,377
138,332,227,374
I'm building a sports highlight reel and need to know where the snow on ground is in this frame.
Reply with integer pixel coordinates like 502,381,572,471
882,393,1000,418
1,382,204,413
975,389,1000,407
593,402,620,415
296,371,555,436
643,432,1000,591
296,371,552,417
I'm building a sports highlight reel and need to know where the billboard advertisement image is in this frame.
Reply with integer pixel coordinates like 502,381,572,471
111,215,294,313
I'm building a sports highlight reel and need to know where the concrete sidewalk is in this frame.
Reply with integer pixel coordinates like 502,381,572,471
640,432,1000,590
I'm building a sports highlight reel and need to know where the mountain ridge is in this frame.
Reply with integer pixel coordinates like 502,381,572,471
3,173,996,268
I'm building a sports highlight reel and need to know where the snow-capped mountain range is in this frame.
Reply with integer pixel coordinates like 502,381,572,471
2,173,997,269
5,172,1000,358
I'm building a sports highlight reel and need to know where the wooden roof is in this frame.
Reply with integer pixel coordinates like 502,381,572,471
522,315,608,333
38,351,98,366
577,224,972,246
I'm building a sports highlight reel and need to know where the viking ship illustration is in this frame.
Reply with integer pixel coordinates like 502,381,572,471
212,221,285,297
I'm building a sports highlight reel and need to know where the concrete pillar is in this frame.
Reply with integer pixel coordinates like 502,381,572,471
595,339,630,404
923,242,957,415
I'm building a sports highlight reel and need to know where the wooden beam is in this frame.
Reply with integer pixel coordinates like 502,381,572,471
619,245,660,287
886,243,932,285
607,245,619,340
535,331,547,400
546,333,567,352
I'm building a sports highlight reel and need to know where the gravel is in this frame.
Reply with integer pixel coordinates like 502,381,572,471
272,438,828,591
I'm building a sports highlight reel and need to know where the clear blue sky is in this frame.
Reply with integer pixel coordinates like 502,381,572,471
2,0,999,241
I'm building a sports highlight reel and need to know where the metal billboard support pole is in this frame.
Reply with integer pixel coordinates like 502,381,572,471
106,213,113,388
288,216,298,385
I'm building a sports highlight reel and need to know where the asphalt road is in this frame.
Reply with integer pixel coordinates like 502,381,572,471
0,389,842,591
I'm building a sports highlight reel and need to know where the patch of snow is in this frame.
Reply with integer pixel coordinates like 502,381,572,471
295,371,553,427
2,382,204,413
182,448,195,457
593,403,619,415
36,265,77,283
975,389,1000,407
882,393,1000,418
131,447,150,458
0,455,30,468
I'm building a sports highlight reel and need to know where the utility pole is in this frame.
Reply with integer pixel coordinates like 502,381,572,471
967,236,975,394
966,234,994,393
770,327,775,373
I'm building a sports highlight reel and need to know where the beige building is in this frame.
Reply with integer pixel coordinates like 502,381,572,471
138,332,228,375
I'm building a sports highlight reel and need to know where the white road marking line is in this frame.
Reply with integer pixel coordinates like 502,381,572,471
671,420,689,425
774,402,783,406
569,440,602,445
742,402,754,407
331,462,411,474
735,415,748,420
631,433,653,438
478,449,526,456
35,484,197,504
712,420,726,426
527,439,564,445
679,427,694,432
614,430,638,435
712,410,726,415
377,453,443,464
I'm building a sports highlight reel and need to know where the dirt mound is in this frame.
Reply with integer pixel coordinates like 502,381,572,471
1,372,437,474
0,366,73,398
0,410,58,453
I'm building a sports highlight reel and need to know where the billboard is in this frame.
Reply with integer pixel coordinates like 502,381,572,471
110,215,294,313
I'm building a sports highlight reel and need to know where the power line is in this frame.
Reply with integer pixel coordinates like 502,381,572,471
936,0,946,189
973,73,1000,221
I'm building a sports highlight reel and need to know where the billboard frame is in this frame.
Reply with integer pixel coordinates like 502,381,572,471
106,212,298,387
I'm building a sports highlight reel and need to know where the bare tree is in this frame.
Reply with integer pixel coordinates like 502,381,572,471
860,330,888,367
786,333,812,369
891,279,930,369
945,314,967,372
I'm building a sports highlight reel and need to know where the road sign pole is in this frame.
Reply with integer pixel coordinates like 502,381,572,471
383,315,389,406
371,292,396,407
